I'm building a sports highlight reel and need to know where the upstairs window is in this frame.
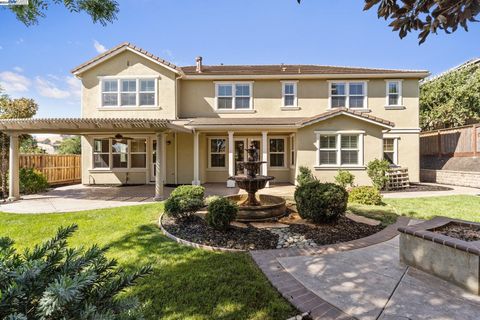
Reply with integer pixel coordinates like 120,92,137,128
282,82,297,107
329,81,367,109
100,78,157,108
215,83,252,110
386,80,402,106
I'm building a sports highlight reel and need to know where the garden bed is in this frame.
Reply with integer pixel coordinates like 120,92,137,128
433,222,480,242
382,183,452,193
162,213,385,251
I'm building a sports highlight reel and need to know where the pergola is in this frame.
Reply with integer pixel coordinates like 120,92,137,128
0,118,191,201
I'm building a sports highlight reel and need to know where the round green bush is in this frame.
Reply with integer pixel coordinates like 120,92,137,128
19,168,49,194
348,186,383,205
206,197,238,231
294,180,348,223
165,185,205,220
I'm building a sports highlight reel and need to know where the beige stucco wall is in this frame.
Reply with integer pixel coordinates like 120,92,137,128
80,50,177,119
296,115,385,185
178,79,420,129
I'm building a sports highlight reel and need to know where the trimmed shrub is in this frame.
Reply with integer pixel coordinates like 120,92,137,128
0,224,151,319
19,168,49,194
334,170,355,188
367,159,390,190
294,180,348,223
165,185,205,220
296,166,316,186
348,186,383,205
206,196,238,231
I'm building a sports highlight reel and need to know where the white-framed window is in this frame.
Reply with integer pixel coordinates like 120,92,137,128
386,80,402,106
93,139,110,168
209,138,227,168
215,83,253,110
269,138,286,168
315,131,364,167
130,138,147,168
92,137,148,170
383,137,398,165
329,81,368,109
290,134,295,167
282,82,297,107
100,77,157,108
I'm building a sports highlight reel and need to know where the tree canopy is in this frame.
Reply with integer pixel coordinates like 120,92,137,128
9,0,119,26
420,62,480,130
58,136,81,155
298,0,479,43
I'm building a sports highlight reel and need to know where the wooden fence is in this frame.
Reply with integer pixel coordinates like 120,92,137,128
19,154,81,185
420,124,480,157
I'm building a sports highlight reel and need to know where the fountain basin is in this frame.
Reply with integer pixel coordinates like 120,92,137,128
225,194,287,222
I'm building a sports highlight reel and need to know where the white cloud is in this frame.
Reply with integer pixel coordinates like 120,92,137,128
16,38,24,45
0,71,31,92
93,40,107,54
13,66,23,73
35,77,70,99
65,76,81,98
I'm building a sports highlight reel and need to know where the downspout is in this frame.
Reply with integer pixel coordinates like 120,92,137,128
174,73,183,184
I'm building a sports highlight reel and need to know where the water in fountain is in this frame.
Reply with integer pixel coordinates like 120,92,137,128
227,144,286,221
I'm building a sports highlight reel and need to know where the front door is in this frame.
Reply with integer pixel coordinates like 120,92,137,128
234,139,246,175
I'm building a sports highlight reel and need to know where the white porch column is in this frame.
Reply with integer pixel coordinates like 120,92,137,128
262,131,269,187
154,132,164,201
227,131,235,187
192,131,201,185
8,133,20,201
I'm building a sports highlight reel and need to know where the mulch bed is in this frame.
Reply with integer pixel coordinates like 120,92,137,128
162,215,278,250
381,183,452,193
289,216,384,246
433,222,480,242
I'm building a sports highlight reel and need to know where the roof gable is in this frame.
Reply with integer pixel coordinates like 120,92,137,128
299,108,394,129
71,42,182,76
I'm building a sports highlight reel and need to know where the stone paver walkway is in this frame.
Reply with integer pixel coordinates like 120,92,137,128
251,217,480,320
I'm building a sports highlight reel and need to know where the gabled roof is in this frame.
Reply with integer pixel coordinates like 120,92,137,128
182,64,428,76
186,108,394,129
71,42,182,76
299,108,394,128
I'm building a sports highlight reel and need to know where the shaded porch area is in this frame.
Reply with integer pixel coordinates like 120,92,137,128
0,183,296,214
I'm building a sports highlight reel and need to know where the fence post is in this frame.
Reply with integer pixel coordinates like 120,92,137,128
474,124,479,157
437,130,442,157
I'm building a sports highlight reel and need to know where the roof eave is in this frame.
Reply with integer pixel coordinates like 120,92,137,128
182,72,430,80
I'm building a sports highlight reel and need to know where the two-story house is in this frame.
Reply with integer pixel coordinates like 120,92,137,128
0,42,429,201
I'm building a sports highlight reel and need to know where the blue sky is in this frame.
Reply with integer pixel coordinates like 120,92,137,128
0,0,479,118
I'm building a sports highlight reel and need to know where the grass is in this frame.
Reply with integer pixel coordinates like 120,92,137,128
0,204,295,320
349,195,480,225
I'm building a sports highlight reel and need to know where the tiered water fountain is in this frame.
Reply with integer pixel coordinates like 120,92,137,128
226,144,286,221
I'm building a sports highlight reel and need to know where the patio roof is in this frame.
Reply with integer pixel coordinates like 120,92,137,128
0,118,192,134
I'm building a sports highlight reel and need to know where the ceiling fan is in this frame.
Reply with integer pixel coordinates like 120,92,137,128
111,134,134,142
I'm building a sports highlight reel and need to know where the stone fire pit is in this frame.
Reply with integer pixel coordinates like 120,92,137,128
398,217,480,294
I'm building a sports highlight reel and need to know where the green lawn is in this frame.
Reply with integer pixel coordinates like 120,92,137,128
0,204,295,320
349,195,480,225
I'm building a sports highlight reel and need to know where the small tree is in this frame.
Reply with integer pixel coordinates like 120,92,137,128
367,159,391,190
20,134,45,154
58,136,82,154
0,224,152,319
334,170,355,188
296,166,316,186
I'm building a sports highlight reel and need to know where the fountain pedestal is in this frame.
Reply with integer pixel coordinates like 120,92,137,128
227,145,286,222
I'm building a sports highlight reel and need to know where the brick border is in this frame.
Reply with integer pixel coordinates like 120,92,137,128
251,217,410,320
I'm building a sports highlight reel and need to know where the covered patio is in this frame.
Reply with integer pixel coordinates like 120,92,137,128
0,183,296,214
0,117,191,202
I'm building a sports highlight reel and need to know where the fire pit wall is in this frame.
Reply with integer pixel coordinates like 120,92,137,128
398,217,480,295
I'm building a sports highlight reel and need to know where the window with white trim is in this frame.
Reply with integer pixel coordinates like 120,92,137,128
93,139,110,168
209,138,227,168
130,139,147,168
269,138,285,167
112,139,128,168
290,135,295,166
383,138,398,165
386,81,402,106
282,82,297,107
215,83,252,110
329,81,367,109
100,78,157,108
317,133,363,167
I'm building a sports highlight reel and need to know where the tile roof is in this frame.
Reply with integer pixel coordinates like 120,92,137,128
187,108,394,128
181,64,427,76
71,42,182,75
